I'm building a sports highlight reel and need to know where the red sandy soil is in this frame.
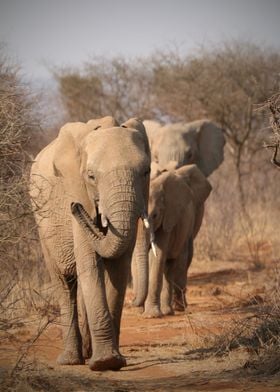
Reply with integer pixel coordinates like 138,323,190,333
1,257,280,391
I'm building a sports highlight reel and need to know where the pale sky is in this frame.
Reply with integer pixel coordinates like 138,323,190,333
0,0,280,81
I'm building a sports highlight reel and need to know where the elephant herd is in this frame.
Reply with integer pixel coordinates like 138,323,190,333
30,116,225,371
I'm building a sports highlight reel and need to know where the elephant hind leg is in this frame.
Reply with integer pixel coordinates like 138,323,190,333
161,259,175,316
56,275,84,365
173,287,187,312
173,239,193,312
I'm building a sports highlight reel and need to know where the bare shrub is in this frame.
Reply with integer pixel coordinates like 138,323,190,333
184,269,280,376
0,49,55,374
0,51,42,281
54,56,156,123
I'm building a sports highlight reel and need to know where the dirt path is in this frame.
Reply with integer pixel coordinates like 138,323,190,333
1,259,280,391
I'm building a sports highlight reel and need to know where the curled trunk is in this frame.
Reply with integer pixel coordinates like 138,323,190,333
72,171,141,259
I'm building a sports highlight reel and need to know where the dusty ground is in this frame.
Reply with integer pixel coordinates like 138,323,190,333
1,256,280,391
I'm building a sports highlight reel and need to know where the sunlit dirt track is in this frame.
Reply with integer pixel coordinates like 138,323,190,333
1,258,280,391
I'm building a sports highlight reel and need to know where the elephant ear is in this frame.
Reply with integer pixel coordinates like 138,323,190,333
161,172,192,233
87,116,119,131
196,120,225,177
121,118,145,132
53,122,91,180
143,120,162,140
143,120,162,161
150,161,162,180
121,118,151,157
176,164,212,206
53,117,119,179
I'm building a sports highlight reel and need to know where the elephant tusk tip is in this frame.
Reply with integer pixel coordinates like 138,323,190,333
143,218,150,229
141,212,150,229
101,214,108,228
151,241,157,257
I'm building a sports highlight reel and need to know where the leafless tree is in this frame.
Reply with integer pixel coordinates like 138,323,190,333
54,56,156,123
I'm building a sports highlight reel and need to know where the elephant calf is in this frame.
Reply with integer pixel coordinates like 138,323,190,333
133,164,212,318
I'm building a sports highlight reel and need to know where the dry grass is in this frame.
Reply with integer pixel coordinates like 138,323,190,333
194,148,279,268
183,268,280,376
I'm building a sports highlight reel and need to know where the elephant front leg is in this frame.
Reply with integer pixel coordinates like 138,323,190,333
143,232,168,318
161,259,175,316
173,240,193,312
75,236,125,371
56,275,84,365
103,251,131,347
77,258,125,371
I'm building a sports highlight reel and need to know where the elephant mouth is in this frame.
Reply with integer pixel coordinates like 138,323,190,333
71,202,108,239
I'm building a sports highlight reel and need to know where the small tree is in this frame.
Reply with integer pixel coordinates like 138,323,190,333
55,56,156,123
0,50,42,282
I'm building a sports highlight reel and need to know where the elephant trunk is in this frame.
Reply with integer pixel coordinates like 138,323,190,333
72,170,141,259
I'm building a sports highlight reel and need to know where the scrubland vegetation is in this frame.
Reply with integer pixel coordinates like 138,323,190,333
0,41,279,390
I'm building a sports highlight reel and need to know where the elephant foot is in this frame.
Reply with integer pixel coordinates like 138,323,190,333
173,299,188,312
89,353,126,371
143,306,163,318
161,305,174,316
57,350,85,366
132,297,144,307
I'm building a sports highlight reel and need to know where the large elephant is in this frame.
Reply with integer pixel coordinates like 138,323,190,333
132,119,225,309
30,116,151,371
144,119,225,177
133,164,212,318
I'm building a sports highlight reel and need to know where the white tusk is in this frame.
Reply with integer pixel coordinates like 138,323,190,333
101,214,108,227
142,212,157,256
143,217,150,229
151,241,157,257
141,212,150,229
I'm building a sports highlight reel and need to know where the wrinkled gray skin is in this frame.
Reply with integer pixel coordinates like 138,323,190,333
30,117,150,371
141,165,211,318
132,119,225,310
144,119,225,178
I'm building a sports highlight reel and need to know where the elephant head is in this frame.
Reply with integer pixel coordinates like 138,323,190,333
144,119,225,177
149,164,212,233
53,116,151,259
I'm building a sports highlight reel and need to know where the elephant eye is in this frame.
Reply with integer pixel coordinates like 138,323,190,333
87,170,96,181
185,150,193,160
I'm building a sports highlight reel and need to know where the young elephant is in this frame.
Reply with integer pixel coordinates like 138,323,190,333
30,117,150,370
142,164,211,318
